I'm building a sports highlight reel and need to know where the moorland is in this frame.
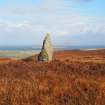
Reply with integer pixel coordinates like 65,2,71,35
0,49,105,105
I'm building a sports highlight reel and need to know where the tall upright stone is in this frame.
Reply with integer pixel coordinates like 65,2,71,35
38,33,53,62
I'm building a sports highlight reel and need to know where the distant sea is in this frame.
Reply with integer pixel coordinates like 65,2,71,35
0,45,105,51
0,45,104,58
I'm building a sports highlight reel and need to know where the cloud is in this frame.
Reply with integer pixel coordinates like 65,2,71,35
0,0,70,15
0,15,105,36
0,0,104,35
0,0,104,45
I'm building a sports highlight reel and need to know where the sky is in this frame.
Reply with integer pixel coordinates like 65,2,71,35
0,0,105,46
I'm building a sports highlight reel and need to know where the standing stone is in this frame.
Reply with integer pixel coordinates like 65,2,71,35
38,33,53,62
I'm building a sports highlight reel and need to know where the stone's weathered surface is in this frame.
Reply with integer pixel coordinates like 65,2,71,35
38,33,53,62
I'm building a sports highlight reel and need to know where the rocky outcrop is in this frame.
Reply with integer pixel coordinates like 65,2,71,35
38,33,53,62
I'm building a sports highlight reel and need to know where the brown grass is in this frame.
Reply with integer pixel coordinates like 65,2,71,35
0,49,105,105
0,58,16,64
